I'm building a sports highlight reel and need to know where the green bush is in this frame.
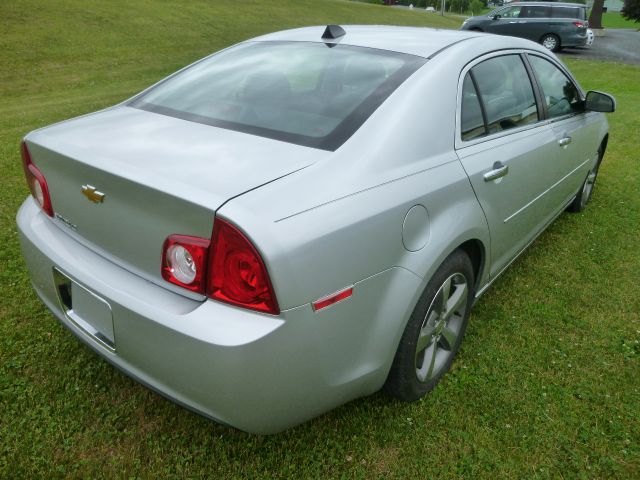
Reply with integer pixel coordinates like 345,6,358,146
622,0,640,22
470,0,484,14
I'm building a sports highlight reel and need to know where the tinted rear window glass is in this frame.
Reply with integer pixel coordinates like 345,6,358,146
129,42,425,151
551,6,584,19
461,73,486,141
471,55,538,135
520,6,551,17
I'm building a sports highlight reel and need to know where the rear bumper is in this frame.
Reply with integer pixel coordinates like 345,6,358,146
17,199,422,433
561,31,588,47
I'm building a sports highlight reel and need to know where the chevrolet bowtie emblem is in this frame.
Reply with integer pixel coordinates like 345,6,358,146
81,184,105,203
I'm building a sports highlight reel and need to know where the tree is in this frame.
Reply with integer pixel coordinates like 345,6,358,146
589,0,605,29
470,0,483,14
450,0,469,13
622,0,640,22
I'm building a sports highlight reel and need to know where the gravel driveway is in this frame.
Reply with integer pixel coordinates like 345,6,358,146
559,29,640,65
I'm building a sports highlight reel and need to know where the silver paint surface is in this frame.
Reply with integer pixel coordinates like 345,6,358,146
17,27,609,433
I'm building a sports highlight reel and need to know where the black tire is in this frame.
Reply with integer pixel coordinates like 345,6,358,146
568,144,604,213
384,250,475,402
540,33,561,52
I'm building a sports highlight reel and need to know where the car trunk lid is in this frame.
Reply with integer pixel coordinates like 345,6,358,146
25,106,322,291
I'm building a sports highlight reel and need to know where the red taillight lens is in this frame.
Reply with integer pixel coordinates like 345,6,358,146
161,219,279,314
21,141,54,217
207,218,279,315
161,235,210,293
574,21,585,28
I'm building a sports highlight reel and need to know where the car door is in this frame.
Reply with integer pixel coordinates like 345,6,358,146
518,5,552,42
526,54,603,206
455,53,562,278
486,6,524,36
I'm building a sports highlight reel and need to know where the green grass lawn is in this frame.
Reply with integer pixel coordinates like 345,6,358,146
601,11,640,29
1,0,639,477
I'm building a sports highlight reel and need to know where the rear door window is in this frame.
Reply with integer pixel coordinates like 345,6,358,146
520,6,551,18
551,6,584,19
469,55,539,135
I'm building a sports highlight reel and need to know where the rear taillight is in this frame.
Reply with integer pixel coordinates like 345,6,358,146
21,141,53,217
161,235,210,293
573,21,585,28
161,218,279,315
207,218,279,315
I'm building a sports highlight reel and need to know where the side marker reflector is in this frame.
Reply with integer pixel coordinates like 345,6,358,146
312,286,353,312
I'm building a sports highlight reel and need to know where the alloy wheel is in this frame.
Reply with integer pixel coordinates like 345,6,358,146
542,35,558,51
415,272,468,382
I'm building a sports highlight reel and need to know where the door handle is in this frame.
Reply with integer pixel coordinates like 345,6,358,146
483,161,509,182
558,136,572,147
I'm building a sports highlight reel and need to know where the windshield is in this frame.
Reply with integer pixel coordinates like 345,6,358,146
129,42,425,151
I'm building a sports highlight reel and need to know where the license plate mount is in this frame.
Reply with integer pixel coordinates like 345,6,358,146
53,268,115,352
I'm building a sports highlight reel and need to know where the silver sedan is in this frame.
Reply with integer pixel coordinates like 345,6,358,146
17,25,615,433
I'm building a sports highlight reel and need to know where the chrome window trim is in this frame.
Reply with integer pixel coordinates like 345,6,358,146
455,121,552,157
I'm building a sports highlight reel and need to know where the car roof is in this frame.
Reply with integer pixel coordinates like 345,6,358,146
504,2,585,6
250,26,485,59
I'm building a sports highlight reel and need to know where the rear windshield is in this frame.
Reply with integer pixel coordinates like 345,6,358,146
129,42,425,151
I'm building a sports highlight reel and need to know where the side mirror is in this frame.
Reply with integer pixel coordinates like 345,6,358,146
492,14,501,20
585,90,616,112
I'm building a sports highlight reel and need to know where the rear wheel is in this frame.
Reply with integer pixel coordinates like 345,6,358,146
540,33,561,52
384,250,474,402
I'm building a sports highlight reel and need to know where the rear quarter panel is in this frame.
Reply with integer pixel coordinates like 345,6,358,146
219,53,492,313
214,53,494,389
